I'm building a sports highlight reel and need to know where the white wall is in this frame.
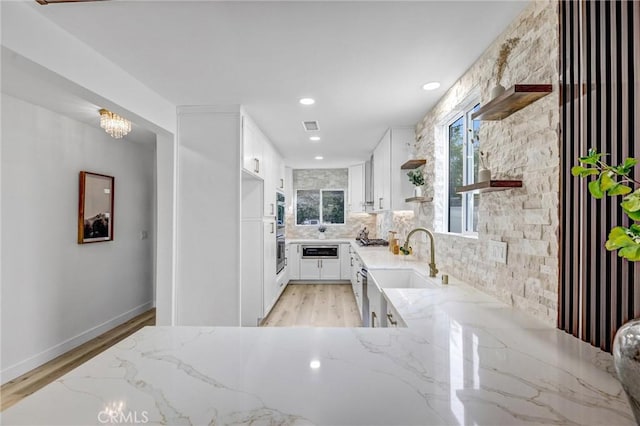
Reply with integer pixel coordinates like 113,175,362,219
1,94,155,383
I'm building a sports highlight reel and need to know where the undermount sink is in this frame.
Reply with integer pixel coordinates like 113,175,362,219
369,269,440,290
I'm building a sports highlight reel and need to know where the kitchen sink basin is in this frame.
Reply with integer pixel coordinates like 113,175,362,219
369,269,440,290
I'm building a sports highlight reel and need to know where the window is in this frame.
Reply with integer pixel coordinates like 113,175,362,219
447,104,480,234
296,189,345,225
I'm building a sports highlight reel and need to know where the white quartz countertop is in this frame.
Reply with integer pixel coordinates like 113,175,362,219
286,238,354,244
3,248,635,425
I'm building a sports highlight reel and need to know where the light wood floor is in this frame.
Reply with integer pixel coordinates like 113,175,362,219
261,284,362,327
1,308,155,411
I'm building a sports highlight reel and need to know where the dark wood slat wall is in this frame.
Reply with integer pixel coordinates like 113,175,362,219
559,0,640,353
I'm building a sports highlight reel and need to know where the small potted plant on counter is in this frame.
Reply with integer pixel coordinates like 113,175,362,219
573,148,640,423
318,224,327,240
407,169,425,197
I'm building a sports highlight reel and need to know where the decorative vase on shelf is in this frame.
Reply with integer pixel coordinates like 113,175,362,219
478,168,491,183
490,83,505,100
413,186,423,197
613,318,640,424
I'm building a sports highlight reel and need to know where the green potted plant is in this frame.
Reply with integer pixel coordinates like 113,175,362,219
407,169,425,197
573,148,640,423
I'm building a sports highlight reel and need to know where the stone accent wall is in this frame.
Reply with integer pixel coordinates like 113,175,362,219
378,0,559,325
286,168,376,239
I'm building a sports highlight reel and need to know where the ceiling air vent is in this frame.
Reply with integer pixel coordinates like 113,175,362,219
302,121,320,132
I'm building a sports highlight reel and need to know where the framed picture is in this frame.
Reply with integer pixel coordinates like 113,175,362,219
78,171,114,244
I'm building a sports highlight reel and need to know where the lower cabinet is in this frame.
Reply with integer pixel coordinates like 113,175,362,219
287,243,300,280
385,297,407,328
299,258,341,280
367,278,383,328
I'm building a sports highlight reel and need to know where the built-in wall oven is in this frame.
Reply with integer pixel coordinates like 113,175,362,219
276,235,285,274
276,192,285,231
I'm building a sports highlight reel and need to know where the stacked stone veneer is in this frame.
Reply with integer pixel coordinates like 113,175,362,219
286,168,376,240
378,0,560,325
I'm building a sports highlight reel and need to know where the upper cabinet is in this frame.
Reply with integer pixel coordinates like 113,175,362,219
348,163,365,213
242,114,286,217
372,128,413,212
242,116,264,179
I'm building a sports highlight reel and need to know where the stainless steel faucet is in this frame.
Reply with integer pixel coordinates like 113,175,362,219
403,227,438,277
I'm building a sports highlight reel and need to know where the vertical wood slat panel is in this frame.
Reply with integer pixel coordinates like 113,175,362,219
559,0,639,353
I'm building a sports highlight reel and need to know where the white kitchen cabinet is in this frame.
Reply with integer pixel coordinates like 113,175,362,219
262,142,277,217
242,116,264,179
340,244,352,279
299,258,341,280
348,163,365,213
288,243,300,280
367,278,383,328
263,219,277,315
385,297,407,328
372,127,414,212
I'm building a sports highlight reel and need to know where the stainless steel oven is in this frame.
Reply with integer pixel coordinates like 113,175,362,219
276,192,285,231
301,245,339,259
276,235,286,274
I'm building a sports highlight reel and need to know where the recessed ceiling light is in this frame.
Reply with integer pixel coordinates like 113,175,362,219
315,156,323,160
299,98,315,105
422,82,441,91
310,136,321,141
309,360,321,369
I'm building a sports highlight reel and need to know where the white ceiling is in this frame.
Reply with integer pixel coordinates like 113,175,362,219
28,0,528,168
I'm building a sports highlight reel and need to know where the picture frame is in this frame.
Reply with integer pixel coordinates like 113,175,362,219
78,171,114,244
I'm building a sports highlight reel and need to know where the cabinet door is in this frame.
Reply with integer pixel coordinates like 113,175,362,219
379,131,391,211
348,164,365,213
263,143,276,217
263,220,277,313
319,259,341,280
288,244,300,279
299,259,320,279
389,127,413,211
340,244,351,279
368,280,382,328
242,116,264,178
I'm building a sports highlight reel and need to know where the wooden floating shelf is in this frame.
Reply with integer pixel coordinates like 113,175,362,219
472,84,552,121
405,196,433,203
455,180,522,194
400,159,427,169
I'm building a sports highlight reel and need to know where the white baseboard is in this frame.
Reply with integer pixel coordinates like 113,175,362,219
1,301,153,384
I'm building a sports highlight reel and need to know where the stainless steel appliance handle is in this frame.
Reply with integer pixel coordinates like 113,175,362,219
350,257,354,266
254,158,260,174
379,197,383,209
356,271,360,283
270,203,274,215
285,257,288,266
371,312,377,328
270,223,274,234
280,178,284,189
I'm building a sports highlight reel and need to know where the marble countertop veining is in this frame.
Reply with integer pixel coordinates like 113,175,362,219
2,247,635,425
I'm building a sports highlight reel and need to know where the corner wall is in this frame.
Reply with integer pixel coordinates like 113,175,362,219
1,94,155,382
378,0,560,324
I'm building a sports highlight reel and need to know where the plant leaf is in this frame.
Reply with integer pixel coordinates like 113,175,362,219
588,178,604,199
571,166,586,176
621,191,640,212
608,184,632,196
618,244,640,261
605,227,633,250
621,157,638,174
600,172,616,191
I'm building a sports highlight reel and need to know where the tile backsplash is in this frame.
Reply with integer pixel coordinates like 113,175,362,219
285,168,376,239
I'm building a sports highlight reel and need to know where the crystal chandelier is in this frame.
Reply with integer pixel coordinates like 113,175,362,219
99,109,132,139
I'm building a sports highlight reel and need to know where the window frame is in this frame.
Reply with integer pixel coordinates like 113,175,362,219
295,188,346,226
445,101,480,236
